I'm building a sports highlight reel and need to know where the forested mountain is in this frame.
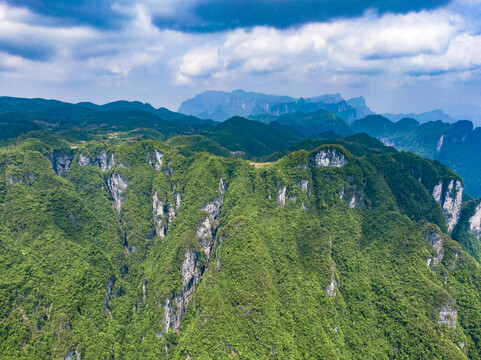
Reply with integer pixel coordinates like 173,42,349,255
352,115,481,197
2,97,481,359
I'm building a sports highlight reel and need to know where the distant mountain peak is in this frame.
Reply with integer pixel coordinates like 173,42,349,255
178,90,358,122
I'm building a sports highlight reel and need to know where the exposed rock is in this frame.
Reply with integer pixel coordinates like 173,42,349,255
425,230,444,266
48,154,73,175
163,250,201,333
437,303,457,328
432,181,443,203
432,180,463,231
197,217,213,256
154,149,163,170
78,154,90,166
380,137,395,147
469,201,481,239
7,174,23,184
326,275,337,297
442,180,463,232
349,196,357,208
288,195,297,202
339,187,345,200
142,281,147,304
312,148,347,168
163,164,173,176
153,191,166,239
277,185,287,207
78,149,115,171
299,180,309,191
198,178,226,256
175,193,182,213
107,173,129,214
148,149,164,170
96,149,115,171
437,135,444,152
65,350,81,360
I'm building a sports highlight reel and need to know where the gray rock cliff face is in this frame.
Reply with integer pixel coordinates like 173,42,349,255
65,350,81,360
431,179,463,232
326,275,337,297
425,230,444,267
107,173,129,214
153,191,166,239
163,250,201,333
469,201,481,239
48,154,73,175
312,148,347,168
152,184,182,240
78,149,115,171
163,178,226,333
197,178,226,256
148,149,163,170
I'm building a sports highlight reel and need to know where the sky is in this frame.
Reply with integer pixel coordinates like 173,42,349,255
1,0,481,121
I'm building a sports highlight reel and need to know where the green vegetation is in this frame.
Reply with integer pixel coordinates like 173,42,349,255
1,125,481,359
2,97,481,358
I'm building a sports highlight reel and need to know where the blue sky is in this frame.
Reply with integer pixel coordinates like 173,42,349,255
1,0,481,121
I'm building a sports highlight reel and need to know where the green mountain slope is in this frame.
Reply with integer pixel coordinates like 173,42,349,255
202,116,300,157
255,110,352,138
1,132,481,359
352,115,481,197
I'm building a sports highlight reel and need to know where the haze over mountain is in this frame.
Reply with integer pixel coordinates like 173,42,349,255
179,90,458,124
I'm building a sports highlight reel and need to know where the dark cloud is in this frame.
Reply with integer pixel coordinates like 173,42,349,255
153,0,453,33
3,0,129,28
0,39,54,61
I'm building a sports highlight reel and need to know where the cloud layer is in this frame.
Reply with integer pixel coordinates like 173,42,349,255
0,0,481,121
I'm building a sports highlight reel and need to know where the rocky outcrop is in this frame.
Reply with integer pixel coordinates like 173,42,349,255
326,275,337,297
108,173,129,214
163,250,201,333
277,185,287,207
148,149,163,170
197,178,226,256
152,185,182,240
425,230,444,267
431,180,463,232
153,191,165,239
469,201,481,239
443,180,463,232
78,149,115,171
437,135,444,152
47,154,73,175
65,350,81,360
299,180,309,191
311,148,347,168
197,218,213,256
379,137,395,147
437,302,457,328
163,179,227,333
432,181,443,203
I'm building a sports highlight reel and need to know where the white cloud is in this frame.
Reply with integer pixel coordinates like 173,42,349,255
174,9,475,85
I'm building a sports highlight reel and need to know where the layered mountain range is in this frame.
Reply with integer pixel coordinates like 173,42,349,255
178,89,456,123
1,95,481,358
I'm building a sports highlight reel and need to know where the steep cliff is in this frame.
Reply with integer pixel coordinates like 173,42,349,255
2,136,481,359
